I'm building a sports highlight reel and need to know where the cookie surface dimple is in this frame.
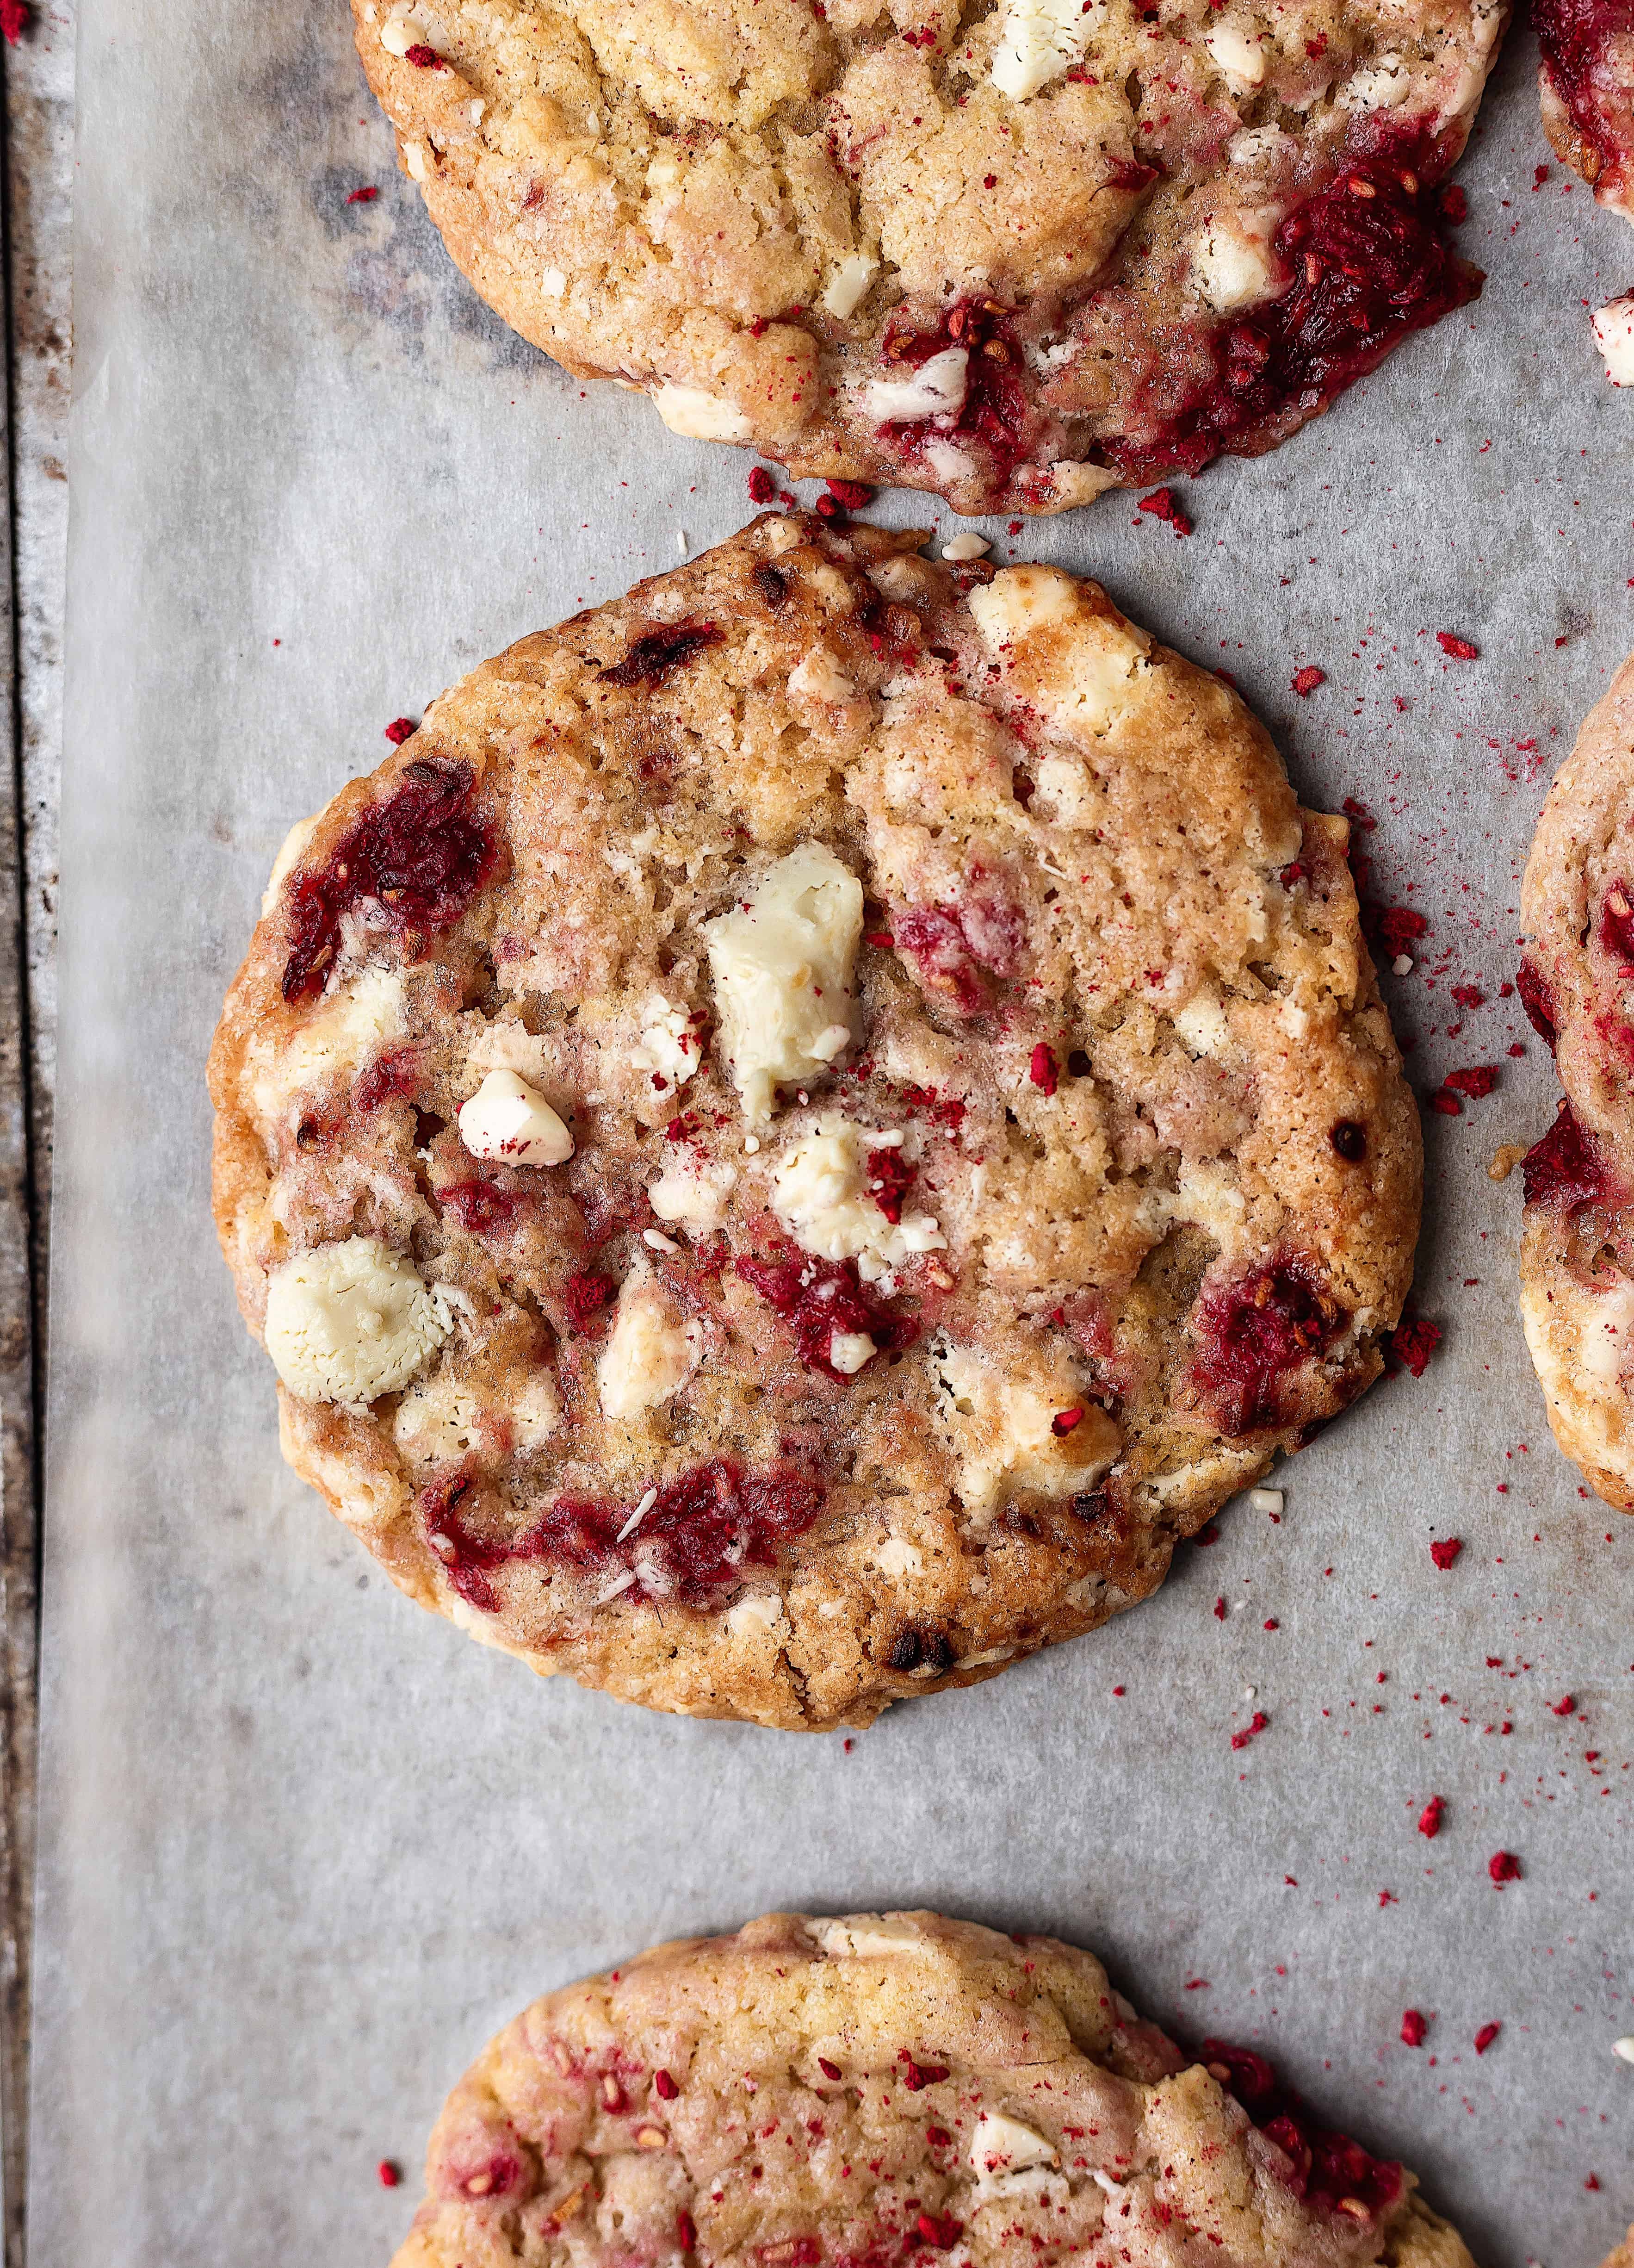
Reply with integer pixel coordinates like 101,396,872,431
1517,652,1634,1511
384,1909,1478,2268
208,513,1420,1730
348,0,1506,511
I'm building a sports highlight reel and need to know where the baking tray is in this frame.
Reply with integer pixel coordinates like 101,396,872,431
26,0,1634,2256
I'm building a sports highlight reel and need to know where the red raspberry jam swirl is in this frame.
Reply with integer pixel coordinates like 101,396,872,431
736,1250,913,1381
1188,1257,1347,1434
1201,2041,1402,2215
873,298,1037,487
280,758,497,1002
422,1458,826,1613
1109,133,1479,485
1522,1101,1608,1214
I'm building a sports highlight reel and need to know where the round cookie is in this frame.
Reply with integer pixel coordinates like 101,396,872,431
209,512,1420,1731
387,1908,1477,2268
350,0,1503,513
1517,653,1634,1513
1535,0,1634,220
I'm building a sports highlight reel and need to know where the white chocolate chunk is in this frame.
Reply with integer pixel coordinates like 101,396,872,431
1594,294,1634,386
969,567,1154,735
629,994,703,1097
648,1150,738,1232
597,1271,699,1419
724,1592,786,1638
1172,988,1231,1056
788,646,857,707
704,844,863,1123
874,1534,923,1577
990,0,1102,99
457,1069,574,1165
250,965,407,1129
971,2110,1059,2195
265,1237,450,1409
771,1111,945,1281
652,384,752,441
1338,52,1410,108
811,1914,928,1958
861,348,968,424
1204,19,1264,83
935,1342,1120,1516
1189,207,1280,314
540,267,568,299
941,532,990,561
829,1328,879,1374
823,253,879,319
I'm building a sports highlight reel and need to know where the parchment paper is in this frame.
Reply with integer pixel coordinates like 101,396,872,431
28,0,1634,2257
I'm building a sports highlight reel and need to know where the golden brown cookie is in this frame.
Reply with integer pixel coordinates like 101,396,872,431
387,1910,1477,2268
349,0,1504,511
209,513,1420,1729
1517,654,1634,1512
1535,0,1634,222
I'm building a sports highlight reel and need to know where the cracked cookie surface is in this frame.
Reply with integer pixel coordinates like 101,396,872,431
349,0,1504,510
209,513,1419,1730
1518,653,1634,1511
387,1908,1476,2268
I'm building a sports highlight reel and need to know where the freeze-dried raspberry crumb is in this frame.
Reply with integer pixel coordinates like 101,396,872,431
1439,182,1468,223
1231,1710,1269,1750
654,2069,679,2100
1377,905,1428,957
1552,1694,1576,1716
827,478,874,509
866,1146,915,1224
1430,1537,1462,1569
1051,1407,1083,1436
1214,1596,1228,1620
1388,1318,1441,1378
1029,1041,1059,1095
384,715,417,744
1291,665,1325,696
747,466,776,504
1474,2021,1501,2053
1451,982,1485,1009
1523,1101,1606,1211
1342,794,1377,830
404,40,443,64
1445,1064,1498,1097
916,2215,961,2249
1430,1089,1461,1115
1488,1850,1522,1885
818,2057,842,2081
347,185,380,204
1137,487,1193,536
1418,1795,1446,1838
1436,631,1479,659
1400,2009,1427,2047
378,2159,402,2187
0,0,28,43
562,1270,616,1330
898,2052,950,2092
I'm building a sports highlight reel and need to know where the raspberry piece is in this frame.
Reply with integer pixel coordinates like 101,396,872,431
384,715,417,743
1291,665,1325,696
1400,2010,1427,2047
1444,1064,1498,1096
747,466,776,504
1488,1850,1522,1885
1029,1041,1060,1095
1552,1694,1577,1716
403,40,443,64
736,1249,912,1379
1231,1709,1269,1749
562,1270,616,1330
600,621,723,688
1522,1101,1606,1212
1516,959,1557,1046
378,2159,403,2187
1430,1536,1462,1570
826,478,874,509
1417,1795,1446,1837
1436,631,1479,659
1474,2021,1501,2053
1188,1257,1347,1434
280,758,498,1002
1137,487,1193,536
654,2069,679,2100
348,185,380,204
865,1146,915,1224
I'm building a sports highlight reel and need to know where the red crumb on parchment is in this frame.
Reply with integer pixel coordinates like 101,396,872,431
378,2160,402,2188
0,0,29,40
347,185,379,203
1418,1795,1446,1838
1137,488,1193,536
748,466,776,504
1400,2010,1428,2047
1444,1065,1499,1097
1436,631,1479,659
384,716,417,744
1430,1537,1463,1570
1388,1318,1442,1378
1291,665,1325,696
1230,1711,1269,1751
1474,2021,1501,2053
1488,1851,1522,1886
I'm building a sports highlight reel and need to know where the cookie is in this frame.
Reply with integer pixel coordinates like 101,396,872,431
1536,0,1634,220
349,0,1502,513
1517,654,1634,1513
387,1908,1476,2268
1601,2230,1634,2268
209,512,1420,1731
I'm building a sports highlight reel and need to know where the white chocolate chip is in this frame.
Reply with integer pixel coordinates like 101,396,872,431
990,0,1102,99
652,384,752,441
829,1329,878,1375
860,349,968,425
457,1069,574,1165
1248,1485,1283,1513
265,1238,451,1410
941,532,990,561
596,1272,699,1419
822,253,879,319
703,844,864,1124
1593,294,1634,386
